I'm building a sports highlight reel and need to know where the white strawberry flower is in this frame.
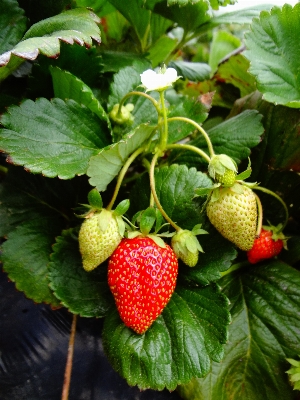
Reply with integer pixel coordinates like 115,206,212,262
140,66,179,92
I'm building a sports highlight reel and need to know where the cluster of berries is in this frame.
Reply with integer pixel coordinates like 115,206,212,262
78,155,287,335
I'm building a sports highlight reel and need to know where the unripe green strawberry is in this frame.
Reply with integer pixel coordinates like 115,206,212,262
215,169,236,186
171,228,205,267
207,186,257,251
108,236,178,334
79,211,122,272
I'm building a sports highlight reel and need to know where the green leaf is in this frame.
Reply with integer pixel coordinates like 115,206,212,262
209,4,274,26
244,4,300,107
103,284,230,390
168,0,200,5
174,110,264,167
107,0,151,50
87,124,154,191
147,0,210,32
180,226,237,285
0,8,101,82
0,0,27,54
280,236,300,266
155,165,213,229
209,30,240,74
0,166,85,237
1,219,61,306
229,92,300,173
48,229,113,317
100,51,149,73
261,106,300,171
146,36,178,68
0,98,111,179
169,60,211,81
178,261,300,400
50,66,111,130
215,54,257,98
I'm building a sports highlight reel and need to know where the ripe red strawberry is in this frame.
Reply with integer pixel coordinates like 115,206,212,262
108,236,178,334
247,228,284,264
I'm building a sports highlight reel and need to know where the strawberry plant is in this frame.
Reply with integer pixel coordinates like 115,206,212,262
1,1,300,399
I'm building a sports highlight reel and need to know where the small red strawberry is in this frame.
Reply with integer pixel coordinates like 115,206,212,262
108,236,178,334
247,228,285,264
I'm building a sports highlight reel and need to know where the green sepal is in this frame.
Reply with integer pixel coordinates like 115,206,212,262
116,215,126,237
114,199,130,216
194,184,219,197
147,234,166,248
208,154,237,179
87,188,103,210
140,207,157,235
230,182,245,194
127,231,142,239
286,356,300,390
155,209,165,233
98,209,112,232
192,224,209,236
210,187,220,202
236,168,252,181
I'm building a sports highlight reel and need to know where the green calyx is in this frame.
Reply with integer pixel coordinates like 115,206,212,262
171,225,208,267
109,103,134,125
286,356,300,390
126,207,175,248
208,154,237,185
263,223,288,249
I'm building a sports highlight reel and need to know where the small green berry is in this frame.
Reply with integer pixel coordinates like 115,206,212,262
215,169,236,186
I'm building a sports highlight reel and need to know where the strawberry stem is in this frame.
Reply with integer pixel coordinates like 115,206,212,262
254,193,263,237
220,261,249,277
117,91,160,117
166,116,215,157
107,147,145,211
158,90,169,153
61,314,77,400
252,186,289,232
166,143,211,164
149,152,181,232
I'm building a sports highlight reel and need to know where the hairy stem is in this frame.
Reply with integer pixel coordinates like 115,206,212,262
166,143,211,164
254,193,263,237
167,116,215,157
149,152,181,232
107,147,145,211
158,91,169,152
252,186,289,231
220,261,249,277
61,314,77,400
